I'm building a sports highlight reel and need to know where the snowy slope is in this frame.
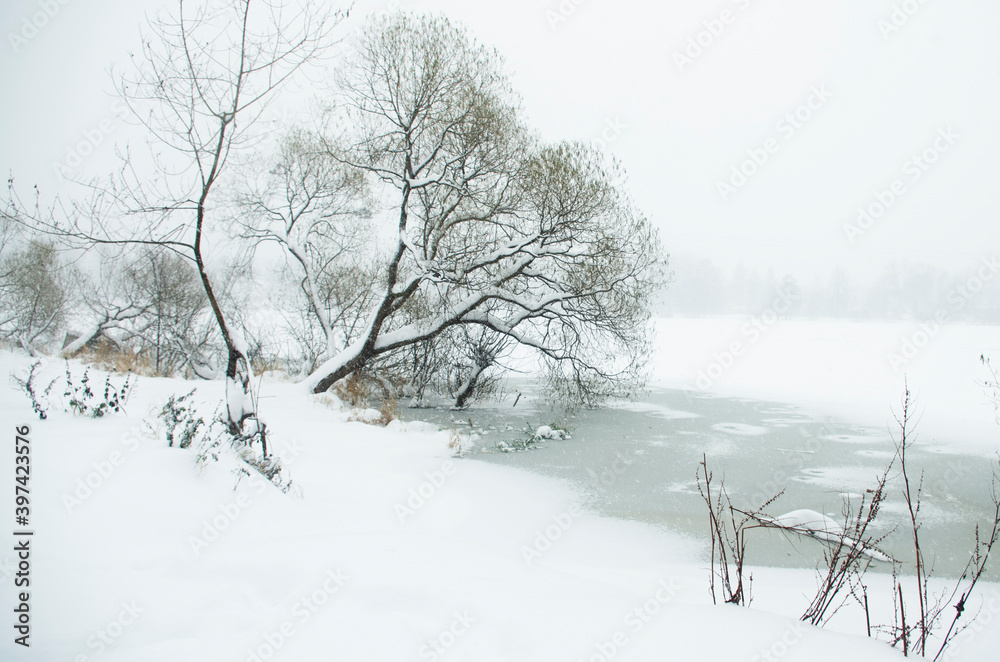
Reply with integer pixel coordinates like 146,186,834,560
0,351,996,661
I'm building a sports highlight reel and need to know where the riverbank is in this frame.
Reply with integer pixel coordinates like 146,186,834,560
2,346,998,660
0,350,927,661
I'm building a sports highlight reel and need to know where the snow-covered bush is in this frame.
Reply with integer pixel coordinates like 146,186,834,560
159,389,205,449
534,424,571,441
336,371,399,426
491,423,570,453
13,359,134,419
448,428,479,457
159,393,295,494
63,362,133,418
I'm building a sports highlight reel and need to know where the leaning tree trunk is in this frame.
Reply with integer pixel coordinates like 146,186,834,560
453,362,487,409
58,321,104,357
309,182,417,394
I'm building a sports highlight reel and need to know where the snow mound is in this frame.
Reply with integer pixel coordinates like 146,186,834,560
354,407,384,424
535,425,571,440
399,420,441,435
772,509,844,539
755,509,893,563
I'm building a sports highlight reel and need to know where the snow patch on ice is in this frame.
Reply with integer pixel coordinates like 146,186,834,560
824,433,885,445
794,466,885,491
856,449,895,460
712,422,767,435
666,480,699,495
612,401,700,419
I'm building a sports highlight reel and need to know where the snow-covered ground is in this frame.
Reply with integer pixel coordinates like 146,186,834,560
653,317,1000,457
2,324,999,661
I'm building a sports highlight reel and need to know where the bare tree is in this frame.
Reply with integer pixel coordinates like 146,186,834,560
0,240,72,355
117,249,217,376
59,250,154,359
236,128,377,365
7,0,342,439
304,13,665,404
447,323,513,409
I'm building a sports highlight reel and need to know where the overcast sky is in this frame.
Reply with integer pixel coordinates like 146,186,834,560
2,0,998,282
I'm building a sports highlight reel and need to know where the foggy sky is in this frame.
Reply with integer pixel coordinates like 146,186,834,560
2,0,998,282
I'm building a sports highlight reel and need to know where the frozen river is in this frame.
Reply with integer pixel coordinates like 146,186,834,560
402,386,1000,581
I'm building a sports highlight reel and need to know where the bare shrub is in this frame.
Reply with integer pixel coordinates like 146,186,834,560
697,454,782,606
696,385,1000,661
10,360,57,420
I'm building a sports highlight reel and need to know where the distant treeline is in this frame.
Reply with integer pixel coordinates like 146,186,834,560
657,255,1000,323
